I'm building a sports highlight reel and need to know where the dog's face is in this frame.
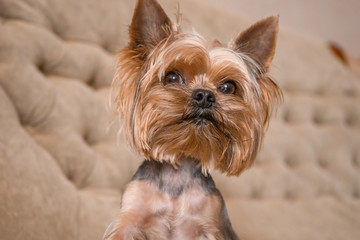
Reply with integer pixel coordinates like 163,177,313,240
113,0,281,175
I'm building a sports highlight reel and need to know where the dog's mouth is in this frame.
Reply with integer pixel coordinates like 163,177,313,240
183,110,216,125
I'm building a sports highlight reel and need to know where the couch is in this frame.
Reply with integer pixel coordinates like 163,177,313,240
0,0,359,239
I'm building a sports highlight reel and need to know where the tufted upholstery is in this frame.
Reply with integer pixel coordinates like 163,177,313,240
0,0,359,240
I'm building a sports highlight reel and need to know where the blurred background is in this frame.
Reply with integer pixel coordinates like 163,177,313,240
199,0,360,58
0,0,359,239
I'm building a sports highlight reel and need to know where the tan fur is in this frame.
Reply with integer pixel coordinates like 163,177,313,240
105,181,223,240
112,30,281,175
107,0,282,239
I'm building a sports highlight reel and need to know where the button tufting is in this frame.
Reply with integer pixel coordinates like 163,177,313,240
250,188,263,200
282,108,292,123
284,189,297,200
284,156,299,168
346,113,359,127
353,189,360,199
344,87,357,98
318,158,329,169
0,0,360,239
313,113,323,125
352,152,359,168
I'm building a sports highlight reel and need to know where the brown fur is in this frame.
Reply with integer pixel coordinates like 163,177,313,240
112,12,281,175
105,180,222,240
106,0,282,239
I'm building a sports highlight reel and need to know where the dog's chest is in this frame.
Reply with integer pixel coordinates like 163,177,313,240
122,180,221,239
121,161,222,239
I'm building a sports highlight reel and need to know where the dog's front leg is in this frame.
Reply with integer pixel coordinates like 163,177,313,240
102,210,147,240
103,180,172,240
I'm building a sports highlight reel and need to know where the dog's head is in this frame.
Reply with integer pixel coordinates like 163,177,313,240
112,0,282,175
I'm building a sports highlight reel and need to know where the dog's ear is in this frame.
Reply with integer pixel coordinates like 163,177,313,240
129,0,173,56
231,15,279,70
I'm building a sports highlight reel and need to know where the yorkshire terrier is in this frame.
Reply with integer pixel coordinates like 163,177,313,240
104,0,281,239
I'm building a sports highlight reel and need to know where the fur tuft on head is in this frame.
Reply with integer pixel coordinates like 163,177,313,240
111,0,282,176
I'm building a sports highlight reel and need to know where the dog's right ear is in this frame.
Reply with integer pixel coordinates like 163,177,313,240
231,15,279,71
129,0,173,57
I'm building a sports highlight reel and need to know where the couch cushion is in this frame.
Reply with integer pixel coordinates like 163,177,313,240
0,1,140,239
0,0,359,240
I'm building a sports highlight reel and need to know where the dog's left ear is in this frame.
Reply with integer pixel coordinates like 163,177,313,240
129,0,173,56
231,15,279,71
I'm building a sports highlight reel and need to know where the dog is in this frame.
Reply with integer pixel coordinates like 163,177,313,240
103,0,281,239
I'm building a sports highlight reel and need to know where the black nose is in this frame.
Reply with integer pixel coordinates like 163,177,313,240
192,89,216,108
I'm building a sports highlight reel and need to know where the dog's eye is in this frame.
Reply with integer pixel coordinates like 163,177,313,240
164,71,185,85
218,81,237,94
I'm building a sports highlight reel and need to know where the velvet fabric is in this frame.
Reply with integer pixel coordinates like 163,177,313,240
0,0,359,239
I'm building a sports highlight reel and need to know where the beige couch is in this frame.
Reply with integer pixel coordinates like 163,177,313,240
0,0,359,239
